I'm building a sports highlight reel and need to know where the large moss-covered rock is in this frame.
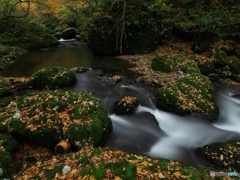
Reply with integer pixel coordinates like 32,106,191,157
0,76,11,97
0,90,112,149
32,66,76,89
14,145,213,179
113,96,139,115
202,141,240,171
213,48,228,68
0,134,19,179
151,55,200,74
156,74,219,121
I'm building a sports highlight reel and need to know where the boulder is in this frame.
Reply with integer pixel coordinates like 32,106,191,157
61,28,76,39
151,54,200,74
155,74,219,121
0,90,112,149
0,134,19,178
32,66,76,89
201,141,240,171
0,76,11,97
213,48,228,68
113,96,139,115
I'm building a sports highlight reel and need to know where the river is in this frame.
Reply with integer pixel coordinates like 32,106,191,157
2,39,240,168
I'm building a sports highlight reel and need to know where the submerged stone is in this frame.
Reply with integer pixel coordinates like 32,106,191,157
113,96,139,115
202,141,240,171
155,74,219,121
32,66,76,89
0,90,112,149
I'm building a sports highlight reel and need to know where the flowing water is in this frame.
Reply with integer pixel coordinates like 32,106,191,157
71,70,240,168
2,39,240,168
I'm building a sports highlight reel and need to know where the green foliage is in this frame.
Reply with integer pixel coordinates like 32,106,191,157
0,18,60,49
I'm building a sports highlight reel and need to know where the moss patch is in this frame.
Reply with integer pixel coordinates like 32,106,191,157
0,76,12,97
32,66,77,89
151,54,200,74
0,90,112,149
14,145,218,180
156,74,219,121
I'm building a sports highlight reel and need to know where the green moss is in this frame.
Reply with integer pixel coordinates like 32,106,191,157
156,74,219,121
80,167,106,180
197,60,215,75
0,77,11,97
151,55,200,74
214,48,227,68
32,66,76,89
0,90,112,149
0,19,60,49
228,59,240,74
0,134,18,152
45,166,63,180
105,160,136,180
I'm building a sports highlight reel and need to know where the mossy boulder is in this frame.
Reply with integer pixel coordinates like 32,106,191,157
213,48,228,68
202,141,240,171
0,76,12,97
228,58,240,75
61,28,77,39
113,96,139,115
215,65,233,78
0,134,19,179
155,74,219,121
32,66,76,89
0,90,112,149
14,145,214,179
151,55,200,74
195,56,215,75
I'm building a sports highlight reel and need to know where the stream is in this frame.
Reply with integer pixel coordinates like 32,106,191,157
2,39,240,168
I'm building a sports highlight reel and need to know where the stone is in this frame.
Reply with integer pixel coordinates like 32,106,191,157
113,96,139,115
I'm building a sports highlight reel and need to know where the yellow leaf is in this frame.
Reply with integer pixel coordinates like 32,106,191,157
158,172,165,178
114,176,122,180
174,171,182,178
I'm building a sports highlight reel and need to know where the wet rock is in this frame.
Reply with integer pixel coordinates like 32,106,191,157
108,75,122,84
135,76,144,83
32,66,76,89
156,74,219,121
61,28,76,39
0,90,112,149
201,141,240,171
70,67,89,73
113,96,139,115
